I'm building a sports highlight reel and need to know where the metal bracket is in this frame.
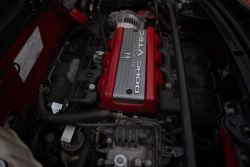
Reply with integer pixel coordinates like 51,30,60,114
163,146,183,157
61,125,76,146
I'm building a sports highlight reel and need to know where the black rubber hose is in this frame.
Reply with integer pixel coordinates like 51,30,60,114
97,0,108,52
76,123,115,127
162,136,175,146
148,2,171,34
63,25,95,43
76,140,96,167
154,1,161,33
166,0,197,166
37,87,112,123
32,122,50,162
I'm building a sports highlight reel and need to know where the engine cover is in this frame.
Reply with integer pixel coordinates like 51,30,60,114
113,28,147,104
97,27,163,113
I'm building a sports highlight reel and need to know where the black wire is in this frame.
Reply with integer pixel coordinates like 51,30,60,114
160,31,171,38
162,136,175,146
97,0,108,52
154,1,161,34
0,63,20,98
68,105,77,113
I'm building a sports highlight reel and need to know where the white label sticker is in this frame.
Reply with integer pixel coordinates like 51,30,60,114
14,27,43,82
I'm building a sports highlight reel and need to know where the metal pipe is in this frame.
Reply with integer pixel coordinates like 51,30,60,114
139,121,162,167
67,155,79,165
115,118,134,146
166,0,197,166
128,128,132,147
137,124,160,167
121,129,126,147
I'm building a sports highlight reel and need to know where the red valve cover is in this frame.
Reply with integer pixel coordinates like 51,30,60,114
97,27,163,113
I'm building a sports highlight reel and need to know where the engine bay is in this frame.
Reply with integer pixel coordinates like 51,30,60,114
1,0,250,167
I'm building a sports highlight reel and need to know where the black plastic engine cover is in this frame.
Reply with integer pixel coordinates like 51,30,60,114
68,36,104,104
158,37,180,113
45,36,104,105
158,36,221,128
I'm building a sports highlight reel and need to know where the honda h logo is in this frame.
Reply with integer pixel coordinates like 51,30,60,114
121,51,132,60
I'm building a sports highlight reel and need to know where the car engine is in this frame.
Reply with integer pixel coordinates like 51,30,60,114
2,0,249,167
32,7,221,167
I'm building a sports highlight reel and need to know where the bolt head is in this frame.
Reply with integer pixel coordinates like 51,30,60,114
133,115,138,118
230,118,238,126
126,89,132,94
134,158,142,165
94,51,105,61
107,137,113,144
165,82,173,90
145,159,152,167
88,84,96,91
117,157,123,163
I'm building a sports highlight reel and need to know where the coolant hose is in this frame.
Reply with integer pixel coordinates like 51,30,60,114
37,87,112,123
76,140,96,167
